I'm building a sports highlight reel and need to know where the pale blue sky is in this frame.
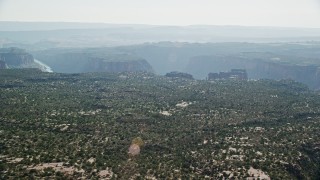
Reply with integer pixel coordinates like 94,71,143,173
0,0,320,27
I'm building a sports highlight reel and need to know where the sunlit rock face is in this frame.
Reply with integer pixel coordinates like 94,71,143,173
128,144,140,156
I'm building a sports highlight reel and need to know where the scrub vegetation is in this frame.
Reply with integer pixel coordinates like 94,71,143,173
0,69,319,179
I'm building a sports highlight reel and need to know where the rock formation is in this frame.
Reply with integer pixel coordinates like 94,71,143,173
0,60,7,69
33,51,154,73
187,54,320,89
85,58,153,73
0,47,34,67
0,47,53,72
165,71,194,79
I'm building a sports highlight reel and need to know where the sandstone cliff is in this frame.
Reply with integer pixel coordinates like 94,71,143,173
84,58,153,73
33,50,154,73
186,53,320,89
0,60,7,69
0,47,54,72
0,47,34,67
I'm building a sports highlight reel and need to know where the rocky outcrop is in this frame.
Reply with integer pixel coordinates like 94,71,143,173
165,71,194,79
0,47,34,67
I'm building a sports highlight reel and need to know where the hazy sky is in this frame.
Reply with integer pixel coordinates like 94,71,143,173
0,0,320,27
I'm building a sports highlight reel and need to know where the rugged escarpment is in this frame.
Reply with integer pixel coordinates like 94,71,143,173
0,47,34,67
82,54,154,73
186,53,320,89
33,50,154,73
0,47,52,72
84,58,153,73
251,61,320,89
0,60,7,69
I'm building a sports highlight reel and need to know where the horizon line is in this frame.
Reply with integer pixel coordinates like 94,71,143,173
1,20,320,29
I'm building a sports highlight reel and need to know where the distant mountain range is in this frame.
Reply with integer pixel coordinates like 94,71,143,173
1,22,320,49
